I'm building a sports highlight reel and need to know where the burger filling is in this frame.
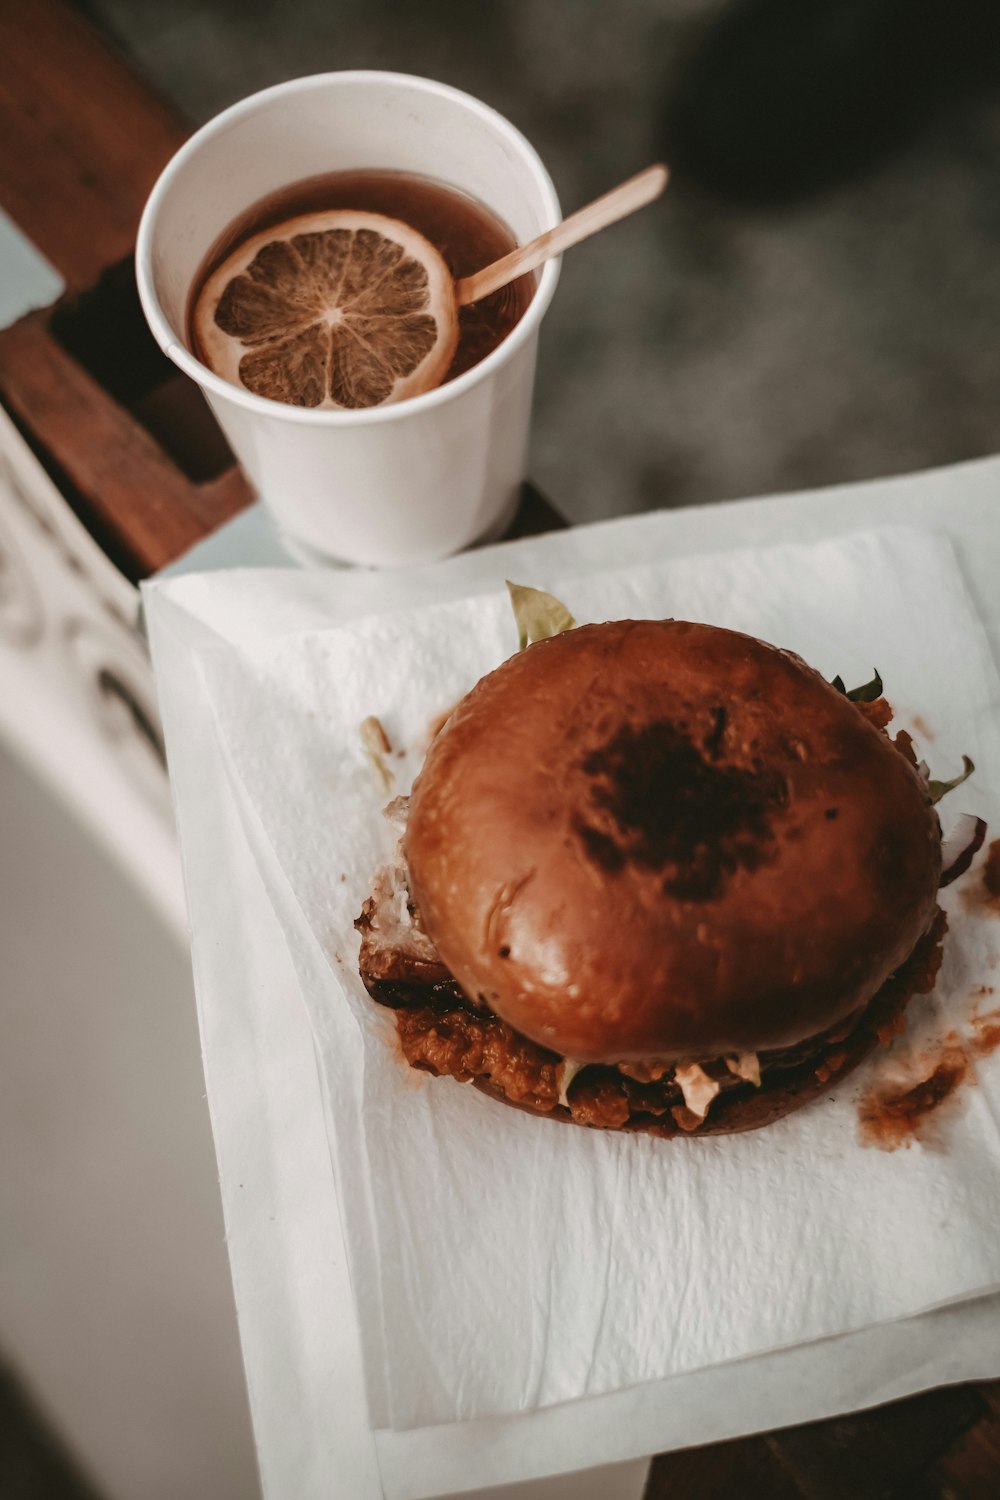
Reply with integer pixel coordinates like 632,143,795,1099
355,831,947,1134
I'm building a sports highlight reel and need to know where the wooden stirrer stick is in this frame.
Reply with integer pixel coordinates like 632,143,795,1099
455,163,669,308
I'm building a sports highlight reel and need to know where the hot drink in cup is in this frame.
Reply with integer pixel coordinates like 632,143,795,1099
189,169,536,412
137,71,564,566
138,74,662,566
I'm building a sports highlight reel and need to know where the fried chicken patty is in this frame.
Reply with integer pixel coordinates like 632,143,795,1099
355,870,946,1136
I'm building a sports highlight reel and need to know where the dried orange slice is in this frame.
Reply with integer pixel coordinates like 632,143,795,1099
193,210,458,410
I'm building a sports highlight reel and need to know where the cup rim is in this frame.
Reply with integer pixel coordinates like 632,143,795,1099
136,70,561,427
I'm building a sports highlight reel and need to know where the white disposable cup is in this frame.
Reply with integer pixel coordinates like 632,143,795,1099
136,72,561,567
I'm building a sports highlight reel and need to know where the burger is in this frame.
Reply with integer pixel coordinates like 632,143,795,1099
356,599,975,1137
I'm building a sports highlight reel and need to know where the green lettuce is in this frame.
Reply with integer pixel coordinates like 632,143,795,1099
927,755,975,806
506,581,576,651
831,669,883,702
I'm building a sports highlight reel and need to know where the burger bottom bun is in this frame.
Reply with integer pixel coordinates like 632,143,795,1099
394,909,946,1138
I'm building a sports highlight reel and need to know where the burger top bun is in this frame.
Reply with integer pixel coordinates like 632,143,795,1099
404,620,942,1063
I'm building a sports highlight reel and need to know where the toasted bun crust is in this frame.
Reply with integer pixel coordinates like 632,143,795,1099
404,621,942,1062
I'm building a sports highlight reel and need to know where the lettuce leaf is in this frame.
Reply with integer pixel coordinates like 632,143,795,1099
927,754,975,805
506,581,576,651
831,669,883,702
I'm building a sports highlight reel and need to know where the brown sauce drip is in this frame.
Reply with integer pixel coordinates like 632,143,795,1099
858,1033,969,1151
970,1004,1000,1057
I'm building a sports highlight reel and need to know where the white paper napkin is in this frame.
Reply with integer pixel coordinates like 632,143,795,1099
193,526,1000,1434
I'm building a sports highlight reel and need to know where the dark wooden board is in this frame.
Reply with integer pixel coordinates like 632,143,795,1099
646,1381,1000,1499
0,0,186,293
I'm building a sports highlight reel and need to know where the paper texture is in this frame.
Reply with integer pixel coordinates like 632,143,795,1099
189,527,1000,1434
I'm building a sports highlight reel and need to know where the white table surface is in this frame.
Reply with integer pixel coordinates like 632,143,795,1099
148,452,1000,1500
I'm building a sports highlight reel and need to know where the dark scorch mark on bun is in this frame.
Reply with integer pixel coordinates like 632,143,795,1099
573,717,789,901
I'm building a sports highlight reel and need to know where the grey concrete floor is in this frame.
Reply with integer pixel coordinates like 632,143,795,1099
85,0,1000,526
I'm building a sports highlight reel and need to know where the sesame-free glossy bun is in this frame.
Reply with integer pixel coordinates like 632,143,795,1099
404,621,942,1063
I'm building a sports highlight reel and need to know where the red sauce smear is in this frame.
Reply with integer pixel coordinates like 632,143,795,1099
858,1034,969,1151
970,1004,1000,1057
859,1004,1000,1150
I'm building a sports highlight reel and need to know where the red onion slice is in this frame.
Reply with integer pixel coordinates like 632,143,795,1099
939,814,988,887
